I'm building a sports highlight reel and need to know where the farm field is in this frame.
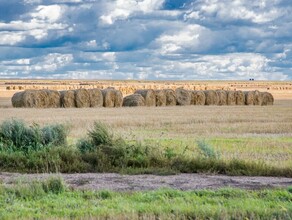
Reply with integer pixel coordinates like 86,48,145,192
0,80,292,219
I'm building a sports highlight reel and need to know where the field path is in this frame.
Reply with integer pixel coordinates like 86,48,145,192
1,173,291,191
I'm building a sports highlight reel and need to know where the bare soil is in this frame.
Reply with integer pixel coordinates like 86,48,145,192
1,173,291,191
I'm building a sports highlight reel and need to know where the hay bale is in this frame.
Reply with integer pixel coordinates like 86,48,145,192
16,90,49,108
102,89,117,107
123,94,145,107
155,90,166,107
216,90,227,106
114,90,123,107
235,91,245,105
175,88,191,106
190,91,206,105
44,90,61,108
261,92,274,106
245,91,255,105
11,91,24,108
75,89,90,108
88,89,103,107
164,89,176,106
204,90,218,105
227,91,236,105
135,89,156,106
60,90,76,108
254,90,263,105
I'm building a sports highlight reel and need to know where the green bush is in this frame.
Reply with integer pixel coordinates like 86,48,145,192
0,119,68,153
88,122,113,146
196,140,219,159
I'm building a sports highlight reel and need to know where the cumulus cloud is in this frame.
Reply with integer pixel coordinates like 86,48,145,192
0,0,291,80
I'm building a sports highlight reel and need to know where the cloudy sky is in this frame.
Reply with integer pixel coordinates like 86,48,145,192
0,0,291,80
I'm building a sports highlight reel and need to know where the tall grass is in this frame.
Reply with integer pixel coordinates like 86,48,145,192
0,119,291,177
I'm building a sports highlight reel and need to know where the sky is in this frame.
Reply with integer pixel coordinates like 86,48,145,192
0,0,291,80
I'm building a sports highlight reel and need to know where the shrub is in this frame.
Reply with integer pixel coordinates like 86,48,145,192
0,119,68,153
88,122,113,146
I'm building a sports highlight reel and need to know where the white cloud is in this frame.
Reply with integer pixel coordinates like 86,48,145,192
100,0,164,25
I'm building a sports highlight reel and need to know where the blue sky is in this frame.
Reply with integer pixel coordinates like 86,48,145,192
0,0,291,80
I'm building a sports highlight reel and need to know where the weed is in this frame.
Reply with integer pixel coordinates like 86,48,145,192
196,140,219,159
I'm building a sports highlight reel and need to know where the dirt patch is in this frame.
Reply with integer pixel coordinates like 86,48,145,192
1,173,291,191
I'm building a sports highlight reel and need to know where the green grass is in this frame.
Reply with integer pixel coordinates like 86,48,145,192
0,119,291,177
0,179,291,219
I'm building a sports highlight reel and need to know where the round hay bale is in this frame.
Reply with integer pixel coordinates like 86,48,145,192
15,90,48,108
227,91,236,105
123,94,145,107
204,90,218,105
253,90,263,105
11,91,24,108
164,89,176,106
235,90,245,105
135,89,156,107
155,90,166,107
190,91,206,105
245,91,255,105
114,90,123,107
261,92,274,106
102,89,116,107
216,90,227,106
60,90,76,108
88,89,103,108
75,89,90,108
44,90,61,108
175,88,191,106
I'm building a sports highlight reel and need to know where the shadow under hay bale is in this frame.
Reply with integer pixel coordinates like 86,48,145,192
88,89,103,108
60,90,76,108
261,92,274,106
75,89,90,108
44,90,61,108
204,90,219,105
164,89,176,106
235,91,245,105
123,94,145,107
155,90,166,107
135,89,156,107
190,91,206,105
175,88,191,106
216,90,227,106
227,91,236,105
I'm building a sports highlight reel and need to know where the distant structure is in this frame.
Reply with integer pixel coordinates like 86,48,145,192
249,78,255,81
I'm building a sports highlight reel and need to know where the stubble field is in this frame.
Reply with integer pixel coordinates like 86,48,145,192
0,80,292,219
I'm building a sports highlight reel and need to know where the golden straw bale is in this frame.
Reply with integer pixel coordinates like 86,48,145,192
123,94,145,107
164,89,176,106
11,91,24,108
227,91,236,105
216,90,227,105
75,89,90,108
245,91,255,105
135,89,156,106
261,92,274,106
88,89,103,107
190,91,206,105
253,90,263,105
60,90,76,108
204,90,219,105
155,90,166,107
114,90,123,107
44,90,61,108
235,90,245,105
175,88,191,106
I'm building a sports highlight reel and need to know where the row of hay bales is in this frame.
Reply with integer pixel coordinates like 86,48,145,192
12,88,274,108
122,89,274,107
12,88,123,108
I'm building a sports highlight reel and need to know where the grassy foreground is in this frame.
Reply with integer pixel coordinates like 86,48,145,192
0,178,291,220
0,119,291,177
